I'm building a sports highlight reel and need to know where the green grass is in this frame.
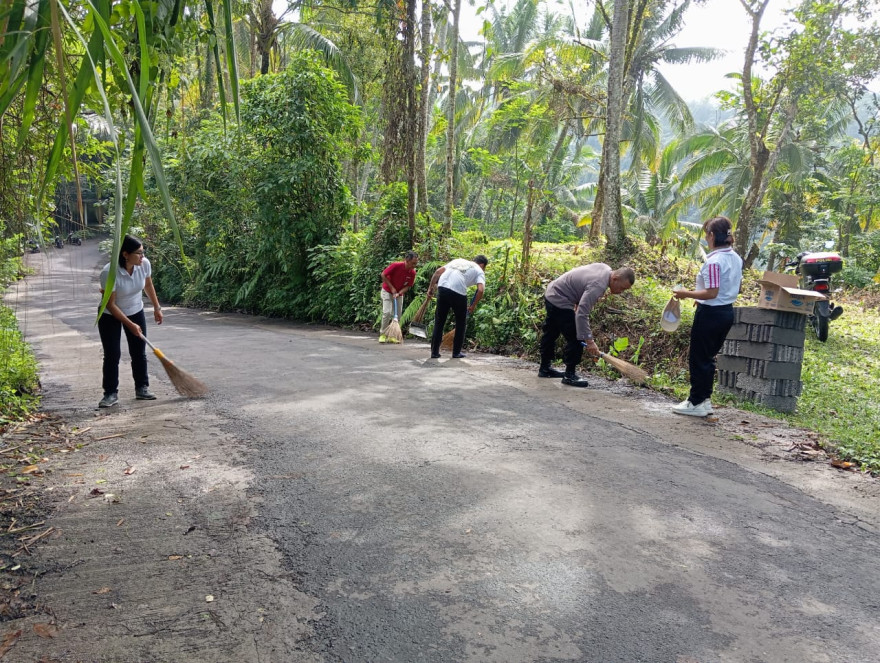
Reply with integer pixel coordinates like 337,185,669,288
0,303,40,426
790,301,880,472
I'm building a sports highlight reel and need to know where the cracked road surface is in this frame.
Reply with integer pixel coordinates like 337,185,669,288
4,239,880,662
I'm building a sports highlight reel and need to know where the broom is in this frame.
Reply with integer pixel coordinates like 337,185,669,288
141,336,209,398
385,297,404,344
408,297,431,339
596,351,649,385
440,293,477,350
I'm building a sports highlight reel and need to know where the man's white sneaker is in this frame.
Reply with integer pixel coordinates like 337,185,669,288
672,399,712,417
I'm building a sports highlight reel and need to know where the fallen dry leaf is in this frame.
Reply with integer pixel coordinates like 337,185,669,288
117,519,124,527
179,465,190,470
0,629,22,656
123,466,135,475
93,587,111,595
88,488,105,498
168,555,183,561
831,459,855,470
205,595,215,602
98,455,107,462
33,623,58,638
21,465,40,474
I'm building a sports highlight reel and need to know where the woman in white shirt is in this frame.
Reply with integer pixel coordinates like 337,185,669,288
97,235,163,408
671,216,743,417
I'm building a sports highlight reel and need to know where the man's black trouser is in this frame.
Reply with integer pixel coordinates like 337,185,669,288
688,303,734,406
431,287,468,355
98,309,149,396
539,298,583,372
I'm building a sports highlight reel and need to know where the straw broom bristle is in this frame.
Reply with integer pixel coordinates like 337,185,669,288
385,318,404,344
440,328,454,350
152,350,209,398
412,297,430,323
599,352,649,385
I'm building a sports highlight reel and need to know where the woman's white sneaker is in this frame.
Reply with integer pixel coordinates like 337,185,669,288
672,400,712,417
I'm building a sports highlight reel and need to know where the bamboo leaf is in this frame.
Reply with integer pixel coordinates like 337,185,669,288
37,0,108,213
84,0,184,259
132,0,150,103
221,0,239,123
16,0,51,145
55,0,124,318
204,0,228,130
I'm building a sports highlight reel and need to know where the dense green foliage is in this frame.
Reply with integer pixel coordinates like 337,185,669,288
143,53,362,317
0,223,40,423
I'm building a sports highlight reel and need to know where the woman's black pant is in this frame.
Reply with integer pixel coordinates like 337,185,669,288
539,298,584,371
98,310,149,396
688,303,734,406
431,287,468,355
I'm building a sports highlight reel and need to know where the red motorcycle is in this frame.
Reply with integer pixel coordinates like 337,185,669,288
788,251,844,342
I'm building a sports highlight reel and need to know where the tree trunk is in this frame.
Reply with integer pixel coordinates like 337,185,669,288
734,0,770,257
256,0,278,76
465,177,484,217
590,169,604,241
250,21,257,78
520,180,536,280
405,0,418,244
443,0,461,234
508,142,521,238
416,0,432,216
352,157,360,232
201,42,215,109
599,0,629,249
428,9,447,112
485,190,497,229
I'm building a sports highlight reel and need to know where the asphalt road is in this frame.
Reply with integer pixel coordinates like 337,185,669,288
6,238,880,662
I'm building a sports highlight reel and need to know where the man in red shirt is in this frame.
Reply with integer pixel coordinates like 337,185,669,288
379,251,418,342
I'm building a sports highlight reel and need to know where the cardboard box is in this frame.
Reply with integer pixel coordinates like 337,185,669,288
757,271,825,314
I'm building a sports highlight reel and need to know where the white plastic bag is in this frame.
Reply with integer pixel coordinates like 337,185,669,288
660,295,681,332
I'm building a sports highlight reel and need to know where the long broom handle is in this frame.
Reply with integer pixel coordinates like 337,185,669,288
139,334,167,360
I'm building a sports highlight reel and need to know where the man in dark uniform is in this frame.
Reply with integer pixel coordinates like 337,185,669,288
538,264,635,387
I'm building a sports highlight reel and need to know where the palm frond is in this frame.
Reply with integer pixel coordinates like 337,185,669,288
278,23,358,102
660,46,722,66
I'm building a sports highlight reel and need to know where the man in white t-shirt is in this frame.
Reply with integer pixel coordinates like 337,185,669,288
426,255,488,359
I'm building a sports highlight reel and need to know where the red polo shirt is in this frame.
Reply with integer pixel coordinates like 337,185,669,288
382,261,416,293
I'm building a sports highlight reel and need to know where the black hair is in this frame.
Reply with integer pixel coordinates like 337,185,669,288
702,216,732,247
119,235,143,267
474,254,489,267
613,267,636,285
405,250,418,261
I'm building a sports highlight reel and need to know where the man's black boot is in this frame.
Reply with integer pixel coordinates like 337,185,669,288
538,366,565,378
561,371,589,387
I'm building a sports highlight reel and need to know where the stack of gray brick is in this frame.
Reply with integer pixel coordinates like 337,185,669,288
716,307,807,413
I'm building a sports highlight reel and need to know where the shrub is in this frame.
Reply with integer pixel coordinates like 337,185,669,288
0,221,39,422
